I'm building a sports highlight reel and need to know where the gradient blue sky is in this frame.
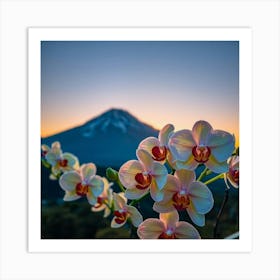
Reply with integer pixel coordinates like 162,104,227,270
41,41,239,144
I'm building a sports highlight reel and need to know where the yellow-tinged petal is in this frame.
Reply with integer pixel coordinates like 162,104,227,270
119,160,144,189
63,190,80,201
186,203,205,227
160,211,179,229
137,219,165,239
151,162,168,189
174,169,195,190
113,192,127,210
150,180,164,202
205,156,229,173
59,171,81,192
153,199,175,213
172,156,198,171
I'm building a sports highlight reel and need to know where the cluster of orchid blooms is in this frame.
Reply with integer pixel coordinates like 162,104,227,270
41,120,239,239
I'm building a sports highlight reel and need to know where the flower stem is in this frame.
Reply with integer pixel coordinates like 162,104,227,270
197,166,208,181
213,187,229,238
116,178,126,193
203,173,224,185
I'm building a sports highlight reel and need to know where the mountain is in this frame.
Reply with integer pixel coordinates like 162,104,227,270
41,108,159,168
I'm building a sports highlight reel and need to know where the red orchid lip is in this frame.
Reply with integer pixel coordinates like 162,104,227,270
151,146,167,161
192,145,211,163
135,173,152,190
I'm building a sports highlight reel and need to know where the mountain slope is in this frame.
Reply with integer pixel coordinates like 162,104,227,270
42,108,159,168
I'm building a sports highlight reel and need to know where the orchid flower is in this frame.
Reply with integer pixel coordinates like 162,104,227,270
111,192,143,228
119,149,168,202
91,177,114,217
224,155,239,189
153,170,214,227
137,211,201,239
168,120,235,173
59,163,104,205
138,124,174,164
44,141,79,176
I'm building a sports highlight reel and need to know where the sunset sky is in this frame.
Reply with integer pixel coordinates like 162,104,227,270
41,41,239,145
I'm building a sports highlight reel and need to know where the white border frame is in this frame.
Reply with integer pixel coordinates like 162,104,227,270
28,27,252,253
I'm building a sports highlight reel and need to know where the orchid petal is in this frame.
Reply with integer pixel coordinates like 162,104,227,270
45,152,59,166
168,130,195,161
63,153,79,169
137,219,165,239
150,180,164,202
103,207,111,218
192,120,213,145
205,156,229,173
91,204,106,213
63,191,80,201
173,156,198,171
174,169,195,191
152,161,168,177
127,205,143,227
113,192,127,210
188,182,214,214
153,199,175,213
59,171,81,192
175,222,201,239
51,141,61,150
136,149,154,170
111,217,126,228
138,137,160,154
119,160,144,189
80,163,96,179
160,211,179,229
86,188,97,205
187,204,205,226
125,188,149,200
159,124,175,146
208,131,235,162
89,175,104,197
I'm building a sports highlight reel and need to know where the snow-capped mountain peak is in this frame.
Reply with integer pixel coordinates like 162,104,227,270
82,108,147,137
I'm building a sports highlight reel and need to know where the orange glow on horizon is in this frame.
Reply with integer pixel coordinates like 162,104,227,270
41,109,239,148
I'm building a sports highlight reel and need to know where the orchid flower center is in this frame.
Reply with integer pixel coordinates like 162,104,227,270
229,169,239,185
75,182,89,196
135,173,152,190
159,229,176,239
58,158,68,167
114,209,128,224
93,196,104,208
172,191,190,211
192,146,211,163
151,146,167,161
